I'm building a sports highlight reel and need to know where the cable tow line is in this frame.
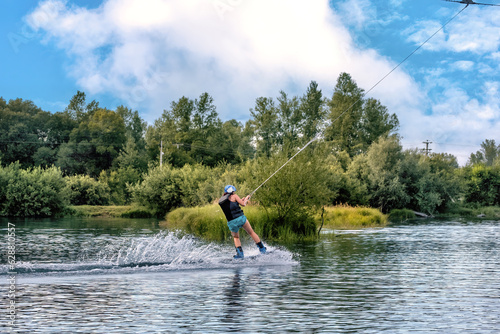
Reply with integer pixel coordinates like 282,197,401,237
248,5,468,198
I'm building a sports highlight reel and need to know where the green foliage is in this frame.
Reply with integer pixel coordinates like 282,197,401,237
99,167,142,205
318,206,387,229
249,97,278,158
467,139,499,166
365,136,408,212
62,108,127,177
64,174,111,205
145,93,250,168
0,163,67,217
68,205,153,218
2,75,499,222
175,163,221,207
300,81,326,144
242,146,332,237
461,165,500,206
164,204,313,241
164,205,231,241
325,73,399,157
128,165,184,217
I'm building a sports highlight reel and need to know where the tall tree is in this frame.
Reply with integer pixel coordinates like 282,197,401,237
57,109,126,176
250,97,278,158
276,91,301,149
191,93,223,165
0,98,43,167
65,91,99,122
360,98,399,150
299,81,326,144
468,139,499,166
325,73,365,156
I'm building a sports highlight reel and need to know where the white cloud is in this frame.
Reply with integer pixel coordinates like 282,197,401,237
405,6,500,54
400,80,500,165
25,0,499,165
450,60,474,71
26,0,421,124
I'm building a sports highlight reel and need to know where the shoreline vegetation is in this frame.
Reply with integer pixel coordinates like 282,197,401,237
3,203,499,242
2,77,500,237
160,204,498,241
67,205,154,218
161,204,389,241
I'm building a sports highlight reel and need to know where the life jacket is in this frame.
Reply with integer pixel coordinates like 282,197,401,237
218,193,244,222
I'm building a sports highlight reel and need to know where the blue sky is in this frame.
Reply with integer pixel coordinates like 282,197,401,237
1,0,499,164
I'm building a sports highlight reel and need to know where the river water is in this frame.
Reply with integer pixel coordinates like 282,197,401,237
1,217,499,333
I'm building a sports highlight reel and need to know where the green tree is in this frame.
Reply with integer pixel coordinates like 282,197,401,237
116,106,147,150
462,165,500,206
0,98,43,167
299,81,326,144
145,96,196,167
115,134,148,172
366,136,408,212
65,91,99,122
427,153,461,209
249,97,278,158
325,73,365,156
468,139,499,166
218,119,254,163
190,93,223,166
243,146,332,238
129,165,184,217
276,91,301,149
58,109,126,176
99,167,141,205
360,98,399,150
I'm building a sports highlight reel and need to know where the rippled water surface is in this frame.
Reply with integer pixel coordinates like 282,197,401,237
1,218,499,333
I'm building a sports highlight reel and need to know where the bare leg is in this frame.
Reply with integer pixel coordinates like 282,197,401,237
242,221,261,243
231,231,241,248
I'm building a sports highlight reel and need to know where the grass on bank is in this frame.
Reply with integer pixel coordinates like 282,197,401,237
161,204,388,242
161,205,264,242
67,205,154,218
317,205,388,230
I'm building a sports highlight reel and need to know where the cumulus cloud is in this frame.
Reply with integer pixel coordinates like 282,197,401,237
405,6,500,53
25,0,499,164
26,0,420,122
450,60,475,71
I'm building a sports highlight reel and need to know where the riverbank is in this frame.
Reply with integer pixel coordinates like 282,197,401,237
160,204,388,241
67,205,154,218
388,206,500,221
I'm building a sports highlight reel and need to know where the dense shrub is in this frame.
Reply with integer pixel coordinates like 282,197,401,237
0,163,67,217
163,204,313,241
128,165,184,217
462,165,500,207
65,174,111,205
129,163,245,217
99,166,141,205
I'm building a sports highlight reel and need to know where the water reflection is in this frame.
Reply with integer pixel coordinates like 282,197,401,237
2,218,500,333
222,269,245,324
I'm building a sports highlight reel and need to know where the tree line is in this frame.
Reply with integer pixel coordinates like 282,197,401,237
1,72,499,222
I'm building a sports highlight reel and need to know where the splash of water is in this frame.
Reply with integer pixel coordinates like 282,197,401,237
1,231,297,277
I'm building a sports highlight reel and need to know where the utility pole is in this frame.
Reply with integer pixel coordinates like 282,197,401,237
422,140,432,156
